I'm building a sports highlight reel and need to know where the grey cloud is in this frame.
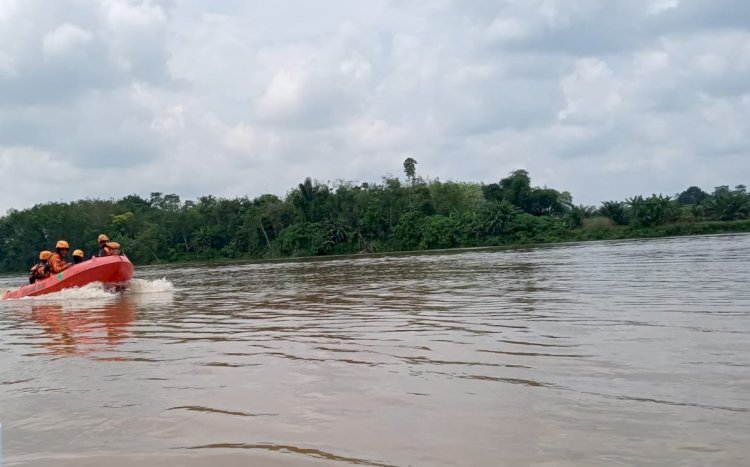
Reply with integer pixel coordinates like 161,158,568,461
0,87,159,169
0,0,172,108
0,47,125,107
658,0,750,31
0,0,749,214
470,0,750,57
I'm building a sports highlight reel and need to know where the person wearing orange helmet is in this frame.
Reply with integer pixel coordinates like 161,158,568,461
29,250,53,284
97,234,121,257
48,240,73,274
72,249,85,264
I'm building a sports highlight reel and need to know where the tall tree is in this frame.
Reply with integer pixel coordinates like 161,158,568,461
499,169,532,211
677,186,708,205
403,157,417,182
403,157,418,210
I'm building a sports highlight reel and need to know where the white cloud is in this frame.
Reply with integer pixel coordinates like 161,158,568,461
149,104,185,132
558,58,622,122
101,0,167,29
259,69,304,117
0,0,19,21
648,0,680,15
42,23,93,57
486,17,531,43
0,146,78,210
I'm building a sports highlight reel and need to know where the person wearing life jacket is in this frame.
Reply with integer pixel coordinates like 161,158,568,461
48,240,73,274
72,249,85,264
29,250,53,284
97,234,121,257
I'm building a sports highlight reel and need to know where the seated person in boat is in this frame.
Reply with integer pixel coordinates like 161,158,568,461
97,234,121,256
72,249,85,264
48,240,73,274
29,250,53,284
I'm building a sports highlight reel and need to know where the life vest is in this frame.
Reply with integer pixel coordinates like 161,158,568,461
29,261,50,284
99,242,121,256
48,253,69,274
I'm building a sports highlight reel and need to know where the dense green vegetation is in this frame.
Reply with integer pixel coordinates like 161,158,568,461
1,161,749,273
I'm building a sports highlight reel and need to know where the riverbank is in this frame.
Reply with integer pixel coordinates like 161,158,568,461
563,218,750,243
2,219,749,276
2,175,748,273
131,219,750,270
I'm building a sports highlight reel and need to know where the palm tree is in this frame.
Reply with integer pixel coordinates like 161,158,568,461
704,185,750,221
598,201,628,225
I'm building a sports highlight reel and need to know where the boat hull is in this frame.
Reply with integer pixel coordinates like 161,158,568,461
2,255,134,300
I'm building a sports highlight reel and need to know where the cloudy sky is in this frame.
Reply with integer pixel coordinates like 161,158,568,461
1,0,748,214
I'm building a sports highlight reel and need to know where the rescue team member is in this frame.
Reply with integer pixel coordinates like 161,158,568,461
97,234,121,256
72,249,85,264
48,240,73,274
29,250,53,284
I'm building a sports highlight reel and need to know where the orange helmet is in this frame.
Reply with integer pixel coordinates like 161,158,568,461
98,234,110,243
73,249,84,258
39,250,53,260
56,240,69,249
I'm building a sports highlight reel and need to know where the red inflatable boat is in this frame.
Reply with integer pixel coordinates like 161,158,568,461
2,255,134,300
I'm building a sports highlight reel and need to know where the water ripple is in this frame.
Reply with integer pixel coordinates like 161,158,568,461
1,234,750,466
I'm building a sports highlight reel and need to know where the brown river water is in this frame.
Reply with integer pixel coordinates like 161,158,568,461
1,234,749,466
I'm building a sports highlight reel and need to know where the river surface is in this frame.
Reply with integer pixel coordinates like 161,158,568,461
1,234,749,466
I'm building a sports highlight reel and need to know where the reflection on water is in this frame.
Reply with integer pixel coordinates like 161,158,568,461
26,301,135,356
1,234,750,466
1,280,173,357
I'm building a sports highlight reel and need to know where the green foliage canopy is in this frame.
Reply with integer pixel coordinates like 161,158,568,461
0,167,747,273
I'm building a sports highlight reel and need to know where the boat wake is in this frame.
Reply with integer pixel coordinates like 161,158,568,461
15,282,116,301
4,278,175,302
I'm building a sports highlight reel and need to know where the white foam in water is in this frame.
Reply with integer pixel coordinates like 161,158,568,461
2,278,175,302
125,278,175,294
19,282,117,301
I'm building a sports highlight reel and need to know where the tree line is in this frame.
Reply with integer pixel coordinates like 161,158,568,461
1,160,748,273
